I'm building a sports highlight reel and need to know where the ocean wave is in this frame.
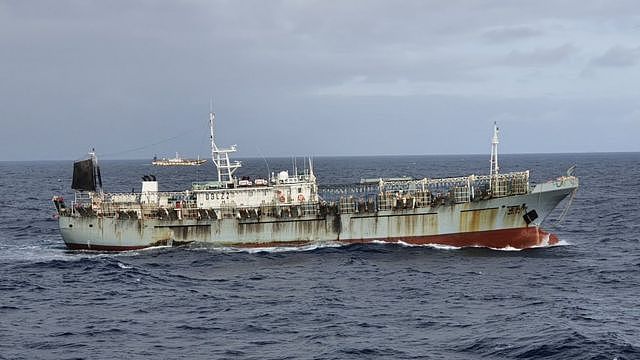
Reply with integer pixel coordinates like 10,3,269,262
184,241,344,254
2,154,638,360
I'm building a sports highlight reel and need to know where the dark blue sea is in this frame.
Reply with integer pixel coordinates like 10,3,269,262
1,153,639,360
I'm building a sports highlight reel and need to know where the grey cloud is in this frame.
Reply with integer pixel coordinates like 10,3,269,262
499,44,577,67
483,26,541,43
591,46,640,67
1,1,640,160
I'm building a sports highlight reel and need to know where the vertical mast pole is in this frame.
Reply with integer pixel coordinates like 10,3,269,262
489,122,499,188
209,98,216,155
209,98,222,182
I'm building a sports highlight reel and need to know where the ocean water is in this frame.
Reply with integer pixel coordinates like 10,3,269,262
1,153,639,360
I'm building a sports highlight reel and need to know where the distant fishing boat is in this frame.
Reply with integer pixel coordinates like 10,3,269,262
152,153,206,166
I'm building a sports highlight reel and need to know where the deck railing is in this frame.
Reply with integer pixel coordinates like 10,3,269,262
63,171,531,219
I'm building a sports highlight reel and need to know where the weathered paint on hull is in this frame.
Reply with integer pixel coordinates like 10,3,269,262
62,227,556,251
58,184,575,251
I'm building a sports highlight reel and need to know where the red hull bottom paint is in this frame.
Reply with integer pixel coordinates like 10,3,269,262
342,227,559,249
65,227,558,251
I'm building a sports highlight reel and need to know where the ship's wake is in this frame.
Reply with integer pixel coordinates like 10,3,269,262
182,237,573,254
371,239,461,250
186,242,345,254
11,234,572,261
372,239,570,251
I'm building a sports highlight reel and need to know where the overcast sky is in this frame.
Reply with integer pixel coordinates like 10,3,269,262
1,0,639,161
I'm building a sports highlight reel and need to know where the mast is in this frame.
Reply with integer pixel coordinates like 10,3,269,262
209,98,218,155
89,148,103,195
489,122,499,188
208,102,241,183
308,157,315,182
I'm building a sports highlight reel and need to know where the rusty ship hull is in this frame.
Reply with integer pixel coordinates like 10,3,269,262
55,119,578,252
57,178,577,251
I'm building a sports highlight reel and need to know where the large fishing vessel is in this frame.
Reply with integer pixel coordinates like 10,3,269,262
53,111,578,251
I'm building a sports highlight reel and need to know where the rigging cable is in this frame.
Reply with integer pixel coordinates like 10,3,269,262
97,125,203,158
553,187,577,227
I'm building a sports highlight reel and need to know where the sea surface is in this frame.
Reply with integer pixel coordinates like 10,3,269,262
1,153,639,360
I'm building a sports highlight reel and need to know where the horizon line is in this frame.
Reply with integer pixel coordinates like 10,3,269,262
1,150,638,163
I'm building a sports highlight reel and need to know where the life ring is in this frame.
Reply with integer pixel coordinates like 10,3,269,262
279,195,286,203
297,194,305,202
